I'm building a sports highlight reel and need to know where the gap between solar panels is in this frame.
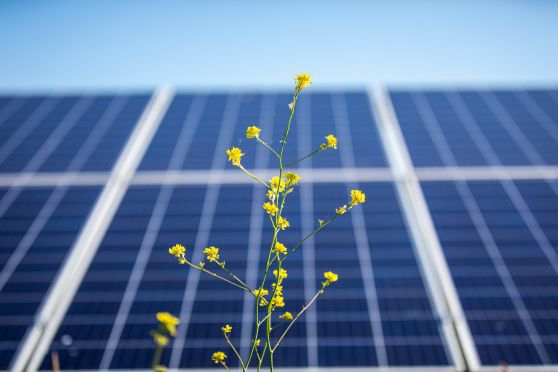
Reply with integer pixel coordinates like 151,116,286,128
371,86,480,372
11,88,174,372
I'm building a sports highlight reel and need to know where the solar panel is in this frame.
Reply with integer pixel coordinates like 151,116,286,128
0,185,101,369
0,94,150,173
0,87,556,371
40,182,451,370
389,90,558,167
422,180,558,365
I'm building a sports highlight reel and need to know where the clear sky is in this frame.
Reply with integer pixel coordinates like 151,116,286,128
1,0,557,90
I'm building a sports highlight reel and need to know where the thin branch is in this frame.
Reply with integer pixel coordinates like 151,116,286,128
284,147,323,168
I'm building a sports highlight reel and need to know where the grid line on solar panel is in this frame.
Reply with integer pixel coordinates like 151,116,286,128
0,185,101,370
390,90,558,168
422,180,558,366
139,92,387,172
0,94,150,175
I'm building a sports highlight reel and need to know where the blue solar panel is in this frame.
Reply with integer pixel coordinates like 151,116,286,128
390,90,558,167
139,92,387,171
0,94,150,173
0,186,101,369
422,180,558,365
39,181,450,370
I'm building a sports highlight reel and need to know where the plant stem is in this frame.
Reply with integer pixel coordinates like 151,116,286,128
256,137,281,160
283,146,323,168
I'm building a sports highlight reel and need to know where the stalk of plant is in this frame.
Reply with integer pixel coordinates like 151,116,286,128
166,74,366,372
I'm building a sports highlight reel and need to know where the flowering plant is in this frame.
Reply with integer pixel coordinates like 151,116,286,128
158,74,365,371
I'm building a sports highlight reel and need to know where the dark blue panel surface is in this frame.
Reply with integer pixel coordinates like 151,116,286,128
0,186,101,370
139,92,387,171
390,90,558,167
0,94,150,173
41,181,450,370
423,180,558,365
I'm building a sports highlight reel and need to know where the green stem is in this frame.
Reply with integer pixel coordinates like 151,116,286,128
256,137,281,160
224,334,246,371
238,164,269,188
185,261,252,293
272,284,326,352
151,344,163,370
284,146,323,168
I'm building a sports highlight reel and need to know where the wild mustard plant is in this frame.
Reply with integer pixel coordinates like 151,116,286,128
150,312,180,372
166,74,365,371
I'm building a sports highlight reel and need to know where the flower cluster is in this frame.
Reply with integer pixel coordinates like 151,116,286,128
150,312,180,371
160,74,368,372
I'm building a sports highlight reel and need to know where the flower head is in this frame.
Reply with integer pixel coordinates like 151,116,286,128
221,324,232,334
273,268,288,280
168,244,186,264
269,176,286,193
246,126,261,139
295,73,312,93
323,134,338,150
151,331,169,346
226,147,244,166
350,189,366,206
266,189,276,201
253,288,269,297
154,365,167,372
272,283,283,295
203,246,220,262
212,351,227,364
274,242,287,255
156,312,180,336
277,216,290,230
263,202,279,216
336,205,347,215
271,295,285,308
323,271,339,285
253,339,261,346
284,172,301,187
279,311,293,320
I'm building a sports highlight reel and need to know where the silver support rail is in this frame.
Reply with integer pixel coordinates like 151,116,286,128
370,86,481,372
11,88,174,372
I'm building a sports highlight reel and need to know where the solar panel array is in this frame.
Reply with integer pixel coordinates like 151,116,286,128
0,88,556,371
0,94,151,370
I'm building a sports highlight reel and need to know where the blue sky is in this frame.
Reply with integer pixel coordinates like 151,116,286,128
1,0,557,90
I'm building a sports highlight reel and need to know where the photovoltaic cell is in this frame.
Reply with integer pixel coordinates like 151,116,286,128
390,90,558,167
0,94,150,173
0,186,101,370
422,180,558,365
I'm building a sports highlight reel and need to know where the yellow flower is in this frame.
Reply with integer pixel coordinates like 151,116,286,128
336,205,347,215
277,216,290,230
168,244,185,257
151,331,169,346
273,268,288,280
253,288,269,297
350,189,366,206
157,312,180,325
154,365,167,372
272,283,283,295
226,147,244,166
323,134,337,149
156,312,180,336
212,351,227,364
253,339,261,346
274,242,287,255
323,271,339,285
295,73,312,93
279,311,293,320
269,176,286,192
263,202,279,216
203,246,220,262
221,324,232,334
266,189,276,201
284,172,301,186
271,295,285,308
246,125,261,139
